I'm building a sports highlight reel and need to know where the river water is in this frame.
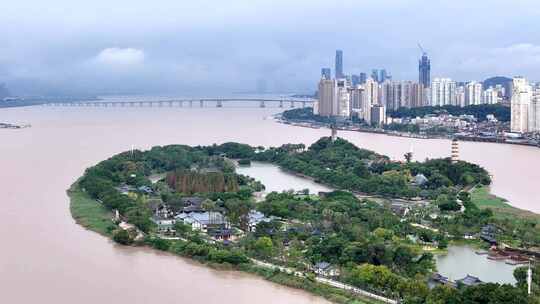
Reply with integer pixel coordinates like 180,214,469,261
237,162,333,194
0,103,538,303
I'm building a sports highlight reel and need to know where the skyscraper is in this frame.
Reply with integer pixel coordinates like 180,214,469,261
380,81,395,110
419,53,431,88
351,74,360,86
321,68,331,80
336,79,350,117
359,73,367,84
510,77,532,133
335,50,343,78
362,78,379,123
371,69,379,83
379,69,391,82
318,79,338,117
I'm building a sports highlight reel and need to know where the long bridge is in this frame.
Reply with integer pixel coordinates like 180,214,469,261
43,98,315,108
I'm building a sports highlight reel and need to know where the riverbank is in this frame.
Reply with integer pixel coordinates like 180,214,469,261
277,116,540,149
68,183,116,237
471,186,540,223
68,183,382,304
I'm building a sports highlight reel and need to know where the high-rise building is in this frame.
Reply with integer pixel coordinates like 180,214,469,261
482,87,498,105
335,50,343,79
317,78,350,118
350,85,364,110
380,81,395,110
380,69,390,82
321,68,331,80
362,78,379,123
370,105,386,127
456,86,466,107
530,85,540,132
318,79,338,117
510,77,532,133
351,74,360,86
465,81,483,105
359,73,367,84
410,83,425,108
431,78,456,106
371,69,379,83
336,79,350,117
379,81,424,110
419,53,431,88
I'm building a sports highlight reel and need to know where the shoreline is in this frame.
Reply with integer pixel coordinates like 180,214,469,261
68,182,381,304
276,117,540,149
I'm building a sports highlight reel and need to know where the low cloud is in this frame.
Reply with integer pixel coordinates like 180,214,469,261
94,48,145,66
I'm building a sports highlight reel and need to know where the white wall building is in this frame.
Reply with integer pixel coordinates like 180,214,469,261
336,79,351,117
482,87,499,105
431,78,456,106
465,81,483,105
456,86,466,107
511,77,532,133
361,78,379,123
531,85,540,132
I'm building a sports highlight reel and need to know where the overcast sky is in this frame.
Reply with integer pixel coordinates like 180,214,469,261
2,0,540,95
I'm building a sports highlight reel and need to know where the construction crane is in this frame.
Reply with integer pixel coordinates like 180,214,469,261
417,43,427,55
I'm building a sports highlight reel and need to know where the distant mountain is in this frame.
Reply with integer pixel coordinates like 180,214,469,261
483,76,512,98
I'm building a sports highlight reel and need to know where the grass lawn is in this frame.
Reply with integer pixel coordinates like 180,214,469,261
68,183,116,236
471,186,540,222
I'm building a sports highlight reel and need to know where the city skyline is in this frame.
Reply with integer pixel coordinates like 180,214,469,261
2,0,540,96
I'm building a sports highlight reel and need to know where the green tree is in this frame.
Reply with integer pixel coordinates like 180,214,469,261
253,236,274,259
112,229,133,245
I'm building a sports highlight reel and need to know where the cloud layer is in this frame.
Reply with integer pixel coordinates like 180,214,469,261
1,0,540,96
94,48,145,66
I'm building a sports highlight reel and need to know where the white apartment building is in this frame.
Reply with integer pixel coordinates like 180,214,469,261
336,79,350,117
482,87,499,105
456,86,466,107
362,78,379,123
464,81,482,105
531,85,540,132
431,78,456,106
511,77,532,133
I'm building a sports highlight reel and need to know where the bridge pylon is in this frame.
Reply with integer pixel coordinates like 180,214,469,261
216,100,223,107
260,101,266,108
279,100,283,108
290,101,295,108
200,100,204,107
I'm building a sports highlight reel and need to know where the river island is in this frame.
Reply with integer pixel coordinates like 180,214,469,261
69,136,540,303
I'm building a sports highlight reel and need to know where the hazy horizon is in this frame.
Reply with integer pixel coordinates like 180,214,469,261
2,0,540,96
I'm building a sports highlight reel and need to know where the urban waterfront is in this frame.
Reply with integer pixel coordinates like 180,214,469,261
0,104,539,303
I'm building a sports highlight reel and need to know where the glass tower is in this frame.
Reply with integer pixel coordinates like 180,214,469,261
419,53,431,88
